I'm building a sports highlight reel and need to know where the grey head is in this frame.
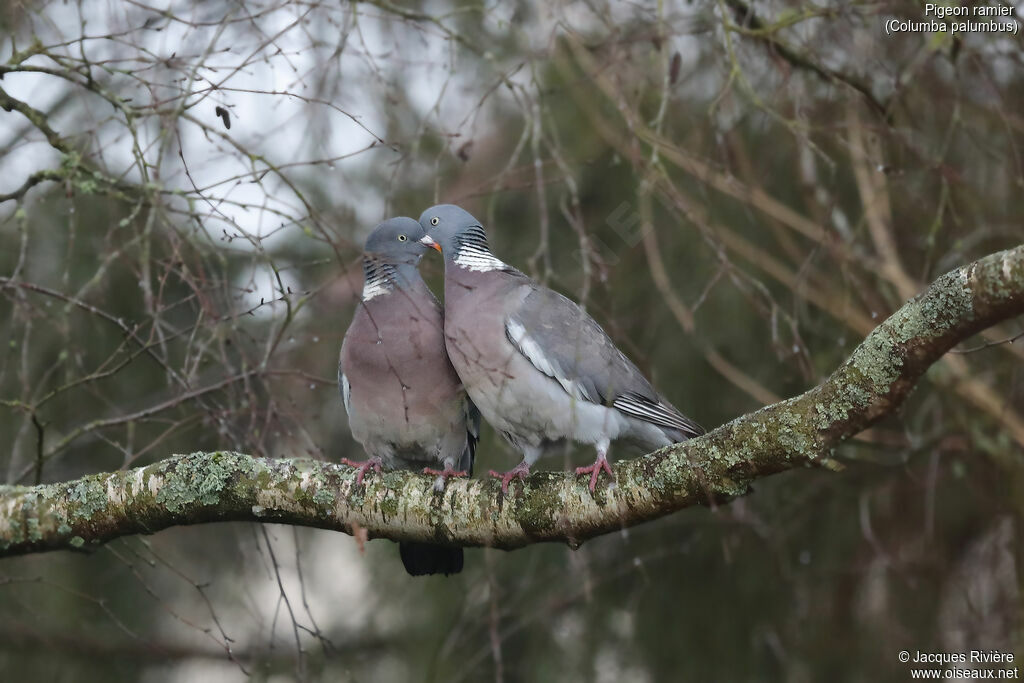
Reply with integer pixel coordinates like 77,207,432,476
417,204,494,263
364,217,429,264
361,217,429,298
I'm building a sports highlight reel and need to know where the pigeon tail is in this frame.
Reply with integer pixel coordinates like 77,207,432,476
399,542,464,576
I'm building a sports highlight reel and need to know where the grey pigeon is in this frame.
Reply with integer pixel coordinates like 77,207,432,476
418,204,703,493
339,217,479,576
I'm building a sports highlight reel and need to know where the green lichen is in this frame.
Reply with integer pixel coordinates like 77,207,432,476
378,489,400,520
980,251,1021,300
57,522,72,536
312,486,335,507
845,383,872,408
638,441,703,497
59,150,82,171
513,483,559,535
75,177,98,194
69,536,84,548
887,269,976,348
851,331,901,389
25,517,41,542
775,409,815,459
68,478,108,520
703,441,746,468
154,451,250,513
813,374,876,433
813,402,836,431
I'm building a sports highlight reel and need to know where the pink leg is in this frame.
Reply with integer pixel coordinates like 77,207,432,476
488,461,531,495
422,467,469,479
576,441,614,492
422,466,469,491
342,456,383,486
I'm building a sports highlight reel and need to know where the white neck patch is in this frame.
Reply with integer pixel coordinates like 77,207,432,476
454,244,507,272
361,273,393,301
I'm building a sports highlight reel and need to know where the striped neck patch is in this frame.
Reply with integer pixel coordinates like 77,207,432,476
361,259,396,301
453,225,507,272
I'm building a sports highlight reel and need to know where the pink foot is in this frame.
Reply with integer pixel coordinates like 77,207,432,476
422,467,468,491
489,461,531,495
422,467,468,479
342,457,382,486
576,457,614,492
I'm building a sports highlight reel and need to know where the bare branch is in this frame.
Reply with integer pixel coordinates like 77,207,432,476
1,244,1021,557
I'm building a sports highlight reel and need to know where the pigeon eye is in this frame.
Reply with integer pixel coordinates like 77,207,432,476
430,217,439,226
397,234,407,242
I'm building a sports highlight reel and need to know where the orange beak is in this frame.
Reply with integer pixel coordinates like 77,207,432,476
420,235,442,253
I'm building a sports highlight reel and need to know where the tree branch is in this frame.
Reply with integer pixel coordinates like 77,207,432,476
1,245,1021,557
722,0,891,120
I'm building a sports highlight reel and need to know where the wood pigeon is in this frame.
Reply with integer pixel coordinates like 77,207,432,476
417,204,704,493
339,217,479,576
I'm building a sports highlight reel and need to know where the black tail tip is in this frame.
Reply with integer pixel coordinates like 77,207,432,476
399,542,464,576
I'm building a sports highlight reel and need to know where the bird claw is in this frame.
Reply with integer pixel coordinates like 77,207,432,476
422,467,468,492
342,457,382,486
576,458,614,492
488,463,530,495
422,467,468,478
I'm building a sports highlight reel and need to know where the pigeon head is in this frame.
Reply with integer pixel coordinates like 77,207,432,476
418,204,505,272
417,204,486,254
360,217,429,300
364,217,429,265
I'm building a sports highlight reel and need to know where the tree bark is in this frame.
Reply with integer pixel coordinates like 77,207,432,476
1,245,1021,557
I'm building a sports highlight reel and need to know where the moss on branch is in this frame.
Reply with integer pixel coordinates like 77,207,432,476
0,245,1021,557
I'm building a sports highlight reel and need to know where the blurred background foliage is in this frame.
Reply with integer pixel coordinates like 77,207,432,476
0,0,1022,680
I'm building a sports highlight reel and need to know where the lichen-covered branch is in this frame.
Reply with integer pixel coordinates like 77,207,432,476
0,245,1021,557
